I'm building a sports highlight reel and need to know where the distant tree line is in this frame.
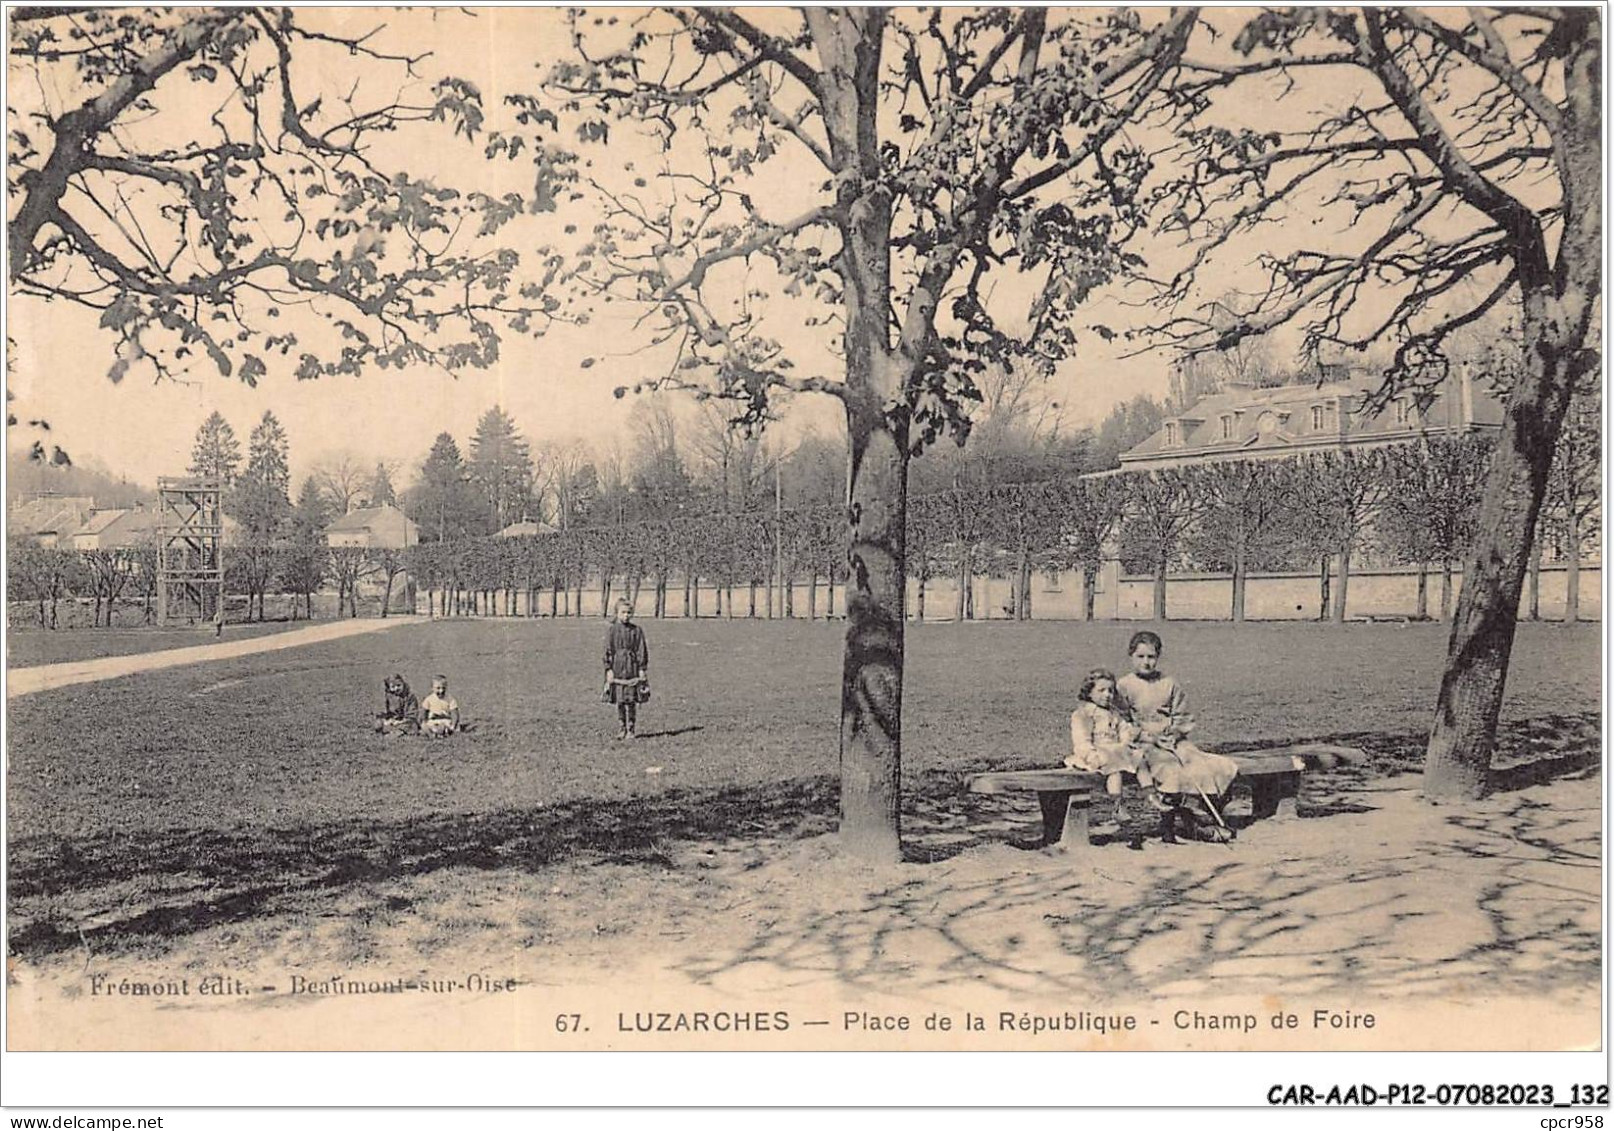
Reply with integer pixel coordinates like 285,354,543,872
397,431,1599,626
9,402,1599,629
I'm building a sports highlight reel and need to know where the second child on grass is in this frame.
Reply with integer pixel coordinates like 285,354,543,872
419,675,461,738
603,600,649,740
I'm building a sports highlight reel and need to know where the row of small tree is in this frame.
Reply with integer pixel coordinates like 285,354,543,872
6,540,159,629
405,431,1599,625
5,540,414,628
13,424,1596,629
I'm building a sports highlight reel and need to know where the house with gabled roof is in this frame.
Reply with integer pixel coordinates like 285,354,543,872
325,504,419,550
9,494,96,547
1118,365,1504,471
70,505,162,551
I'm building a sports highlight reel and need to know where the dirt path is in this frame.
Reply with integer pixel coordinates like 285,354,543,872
6,616,421,698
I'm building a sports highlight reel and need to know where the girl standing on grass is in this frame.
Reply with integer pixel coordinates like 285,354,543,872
1065,668,1157,835
603,599,649,740
1116,630,1240,843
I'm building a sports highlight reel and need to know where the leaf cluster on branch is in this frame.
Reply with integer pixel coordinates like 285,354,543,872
542,7,1198,446
9,8,565,386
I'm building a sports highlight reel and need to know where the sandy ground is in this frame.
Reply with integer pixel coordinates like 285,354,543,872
8,770,1600,1052
6,615,419,698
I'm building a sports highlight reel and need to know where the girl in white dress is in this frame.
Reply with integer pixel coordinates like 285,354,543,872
1065,669,1156,834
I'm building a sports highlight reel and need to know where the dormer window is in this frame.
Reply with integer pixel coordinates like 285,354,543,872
1311,405,1325,430
1220,415,1234,440
1165,421,1179,447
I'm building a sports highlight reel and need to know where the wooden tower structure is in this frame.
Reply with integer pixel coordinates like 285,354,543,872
156,476,224,624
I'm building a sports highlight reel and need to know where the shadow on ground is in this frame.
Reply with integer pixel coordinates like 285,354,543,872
675,787,1602,1002
8,712,1601,987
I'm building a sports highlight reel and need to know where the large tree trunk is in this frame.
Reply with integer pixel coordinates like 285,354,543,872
814,6,908,861
1317,555,1331,621
1416,565,1429,620
1082,565,1096,621
1423,298,1589,797
1152,555,1168,621
838,401,907,865
1439,561,1453,623
1422,15,1600,799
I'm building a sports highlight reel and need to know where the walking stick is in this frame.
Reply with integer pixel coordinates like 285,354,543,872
1159,739,1231,838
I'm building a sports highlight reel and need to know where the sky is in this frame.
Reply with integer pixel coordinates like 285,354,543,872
5,7,1522,493
4,8,1179,490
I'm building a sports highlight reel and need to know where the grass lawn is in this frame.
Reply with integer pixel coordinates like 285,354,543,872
7,617,1599,952
7,618,315,669
6,616,1602,1051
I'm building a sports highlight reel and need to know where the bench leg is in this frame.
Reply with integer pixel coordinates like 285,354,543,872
1248,780,1276,821
1039,791,1090,850
1250,773,1302,822
1273,773,1300,822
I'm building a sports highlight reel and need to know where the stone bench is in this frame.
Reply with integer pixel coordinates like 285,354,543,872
965,743,1362,850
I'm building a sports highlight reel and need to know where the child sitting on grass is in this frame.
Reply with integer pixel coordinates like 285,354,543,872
1065,668,1157,835
419,675,461,738
374,674,419,735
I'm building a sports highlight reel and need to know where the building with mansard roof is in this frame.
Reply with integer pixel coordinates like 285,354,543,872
1117,365,1504,471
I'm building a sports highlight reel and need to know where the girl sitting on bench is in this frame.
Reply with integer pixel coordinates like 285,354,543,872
1117,630,1240,844
1066,668,1158,835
